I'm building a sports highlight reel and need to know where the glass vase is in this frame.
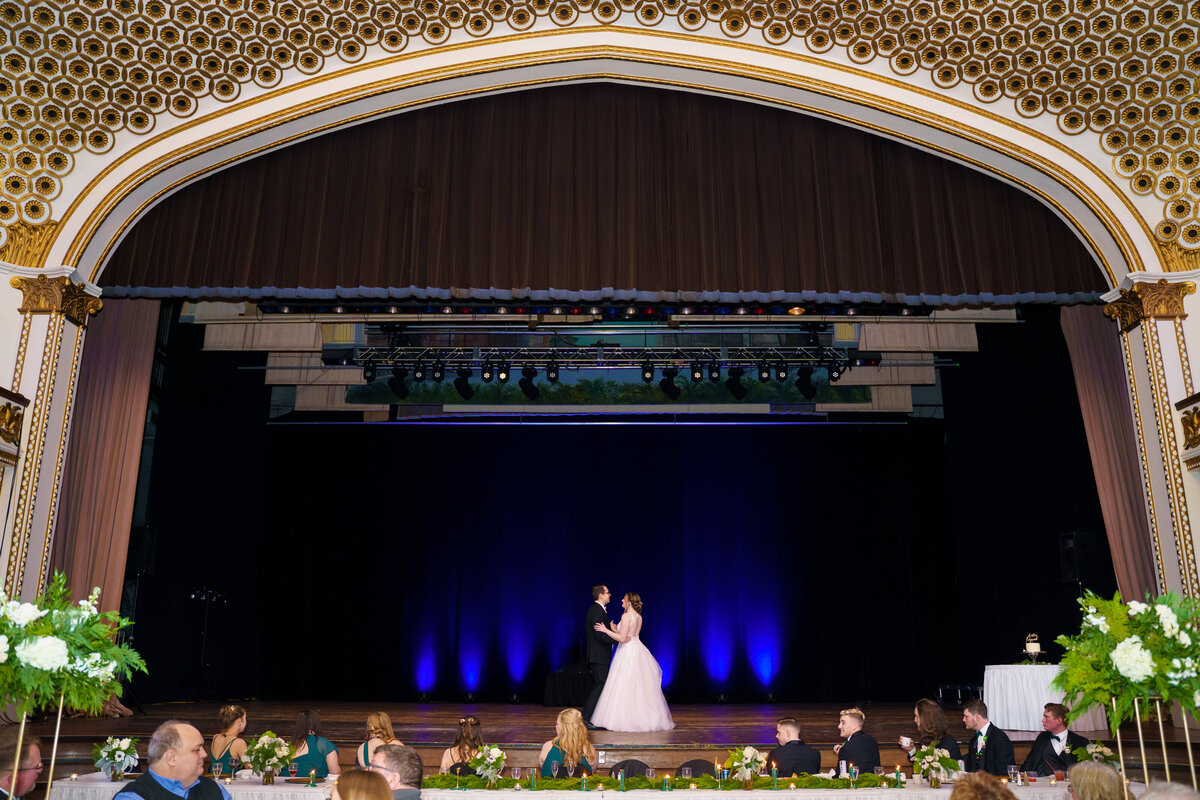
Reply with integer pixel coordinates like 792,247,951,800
262,768,275,785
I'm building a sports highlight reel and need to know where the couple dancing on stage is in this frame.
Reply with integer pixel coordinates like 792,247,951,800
582,584,675,733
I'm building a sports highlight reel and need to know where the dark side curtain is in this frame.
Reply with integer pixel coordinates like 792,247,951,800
102,84,1105,304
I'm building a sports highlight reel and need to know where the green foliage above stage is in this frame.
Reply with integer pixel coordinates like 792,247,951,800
421,773,898,790
347,376,869,406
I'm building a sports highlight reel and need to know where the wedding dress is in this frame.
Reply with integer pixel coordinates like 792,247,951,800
590,611,675,732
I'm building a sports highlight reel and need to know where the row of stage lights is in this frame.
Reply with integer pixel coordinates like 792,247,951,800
366,359,851,401
264,302,929,318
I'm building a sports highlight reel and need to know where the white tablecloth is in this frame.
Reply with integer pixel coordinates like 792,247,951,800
420,787,1072,800
984,665,1108,731
50,774,333,800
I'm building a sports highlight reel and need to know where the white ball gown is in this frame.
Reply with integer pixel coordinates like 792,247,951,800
590,611,675,732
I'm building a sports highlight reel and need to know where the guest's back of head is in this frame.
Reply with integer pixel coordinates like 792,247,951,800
335,769,392,800
915,699,949,745
1134,782,1199,800
368,712,397,743
295,710,323,746
376,745,424,788
1068,761,1129,800
949,772,1017,800
452,716,483,762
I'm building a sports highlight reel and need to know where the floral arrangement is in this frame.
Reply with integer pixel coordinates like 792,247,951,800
468,744,506,784
244,732,294,776
93,736,139,778
1071,743,1118,765
0,572,146,716
1054,590,1200,733
421,772,898,791
912,745,959,780
724,746,766,782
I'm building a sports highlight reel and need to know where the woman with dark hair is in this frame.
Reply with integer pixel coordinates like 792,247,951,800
292,709,341,777
440,716,484,774
357,712,401,768
899,699,961,761
211,705,247,774
589,592,674,733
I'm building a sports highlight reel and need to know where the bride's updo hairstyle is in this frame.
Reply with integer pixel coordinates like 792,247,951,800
625,593,643,614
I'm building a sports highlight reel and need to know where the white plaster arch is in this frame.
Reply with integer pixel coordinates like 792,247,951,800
47,29,1159,291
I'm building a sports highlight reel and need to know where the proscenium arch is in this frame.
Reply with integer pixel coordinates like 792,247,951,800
48,32,1155,290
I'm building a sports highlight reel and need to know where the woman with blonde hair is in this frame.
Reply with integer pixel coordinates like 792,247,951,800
539,709,597,777
211,705,247,774
1068,761,1130,800
357,712,402,768
332,769,392,800
440,716,484,774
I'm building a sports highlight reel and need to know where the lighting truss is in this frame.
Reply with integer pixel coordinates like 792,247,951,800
352,345,853,370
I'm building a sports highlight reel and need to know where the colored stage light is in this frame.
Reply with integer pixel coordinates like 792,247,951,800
691,363,704,383
546,361,559,382
773,362,788,382
413,362,427,382
758,361,771,382
362,364,377,383
481,361,494,382
708,363,721,382
432,361,445,382
497,362,510,383
642,361,654,382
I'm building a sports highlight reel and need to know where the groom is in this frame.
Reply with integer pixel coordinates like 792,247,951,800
582,584,613,729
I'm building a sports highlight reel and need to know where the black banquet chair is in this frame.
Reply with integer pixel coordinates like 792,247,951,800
677,759,717,777
609,759,650,777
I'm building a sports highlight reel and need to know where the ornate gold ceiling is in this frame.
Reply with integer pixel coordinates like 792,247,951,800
0,0,1197,266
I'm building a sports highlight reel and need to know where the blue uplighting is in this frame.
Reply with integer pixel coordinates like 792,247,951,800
505,623,531,684
460,641,482,691
705,630,734,683
416,640,436,692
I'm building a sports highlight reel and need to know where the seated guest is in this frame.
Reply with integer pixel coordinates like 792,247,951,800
0,728,41,800
371,744,423,800
539,708,596,777
211,705,248,774
899,698,961,762
768,717,820,777
440,716,484,774
1021,703,1088,777
949,772,1018,800
358,712,402,768
114,721,232,800
1137,782,1200,800
1068,762,1131,800
333,769,392,800
832,708,880,774
291,709,341,777
962,700,1014,777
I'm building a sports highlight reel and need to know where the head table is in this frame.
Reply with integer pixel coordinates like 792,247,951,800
47,776,1082,800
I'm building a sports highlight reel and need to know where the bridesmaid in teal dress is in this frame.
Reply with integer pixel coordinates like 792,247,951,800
538,709,596,778
290,710,341,778
356,712,401,767
211,705,247,775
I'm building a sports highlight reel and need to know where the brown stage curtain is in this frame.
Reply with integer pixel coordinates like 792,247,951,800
1060,304,1157,600
103,84,1104,303
52,299,160,611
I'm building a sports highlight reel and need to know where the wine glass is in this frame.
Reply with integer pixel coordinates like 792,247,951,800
550,761,560,779
874,767,884,777
512,767,523,781
212,761,223,780
681,768,692,780
566,761,577,779
288,762,298,778
646,768,655,781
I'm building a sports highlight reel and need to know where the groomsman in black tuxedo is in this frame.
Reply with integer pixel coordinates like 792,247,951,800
768,717,821,777
962,699,1016,776
1021,703,1089,777
832,708,880,774
582,584,613,729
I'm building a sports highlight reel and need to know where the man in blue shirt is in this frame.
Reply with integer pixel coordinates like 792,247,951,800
114,721,232,800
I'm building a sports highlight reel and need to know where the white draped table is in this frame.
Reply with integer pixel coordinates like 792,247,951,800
983,664,1108,732
50,774,332,800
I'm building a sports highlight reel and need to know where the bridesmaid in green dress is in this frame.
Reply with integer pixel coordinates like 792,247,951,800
539,709,596,778
291,710,341,778
211,705,247,775
356,712,401,767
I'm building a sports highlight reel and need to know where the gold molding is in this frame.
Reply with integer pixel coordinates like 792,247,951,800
1182,408,1200,452
40,326,85,593
0,222,60,269
8,276,102,327
60,283,103,328
1186,453,1200,472
11,313,32,390
1105,289,1143,334
1162,243,1200,275
1175,318,1194,399
1123,331,1166,594
0,403,22,447
1135,279,1195,321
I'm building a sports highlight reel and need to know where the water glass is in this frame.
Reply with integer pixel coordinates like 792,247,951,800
1008,766,1020,782
551,761,560,778
874,767,884,776
848,766,859,781
681,768,692,780
212,762,223,780
646,768,656,781
513,767,523,781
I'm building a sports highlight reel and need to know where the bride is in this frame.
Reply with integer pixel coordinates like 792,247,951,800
589,592,675,732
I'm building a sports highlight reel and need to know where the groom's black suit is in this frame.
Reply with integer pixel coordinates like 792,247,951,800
582,601,613,723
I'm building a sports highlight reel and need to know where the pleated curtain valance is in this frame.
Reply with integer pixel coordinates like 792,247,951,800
101,83,1107,305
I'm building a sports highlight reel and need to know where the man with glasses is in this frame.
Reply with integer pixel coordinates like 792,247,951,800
371,744,423,800
0,729,41,800
114,721,231,800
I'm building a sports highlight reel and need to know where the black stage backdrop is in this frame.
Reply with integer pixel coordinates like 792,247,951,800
124,306,1115,704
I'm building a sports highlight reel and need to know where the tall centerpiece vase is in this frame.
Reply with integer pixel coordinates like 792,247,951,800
928,773,941,789
742,778,754,791
262,768,275,785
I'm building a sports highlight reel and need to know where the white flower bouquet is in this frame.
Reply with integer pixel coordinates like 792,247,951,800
724,745,766,782
244,732,294,777
93,736,139,779
912,745,958,780
1071,743,1118,765
468,744,506,784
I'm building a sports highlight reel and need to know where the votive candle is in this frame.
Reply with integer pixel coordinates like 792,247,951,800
789,783,796,790
690,784,697,791
582,772,588,791
70,774,78,781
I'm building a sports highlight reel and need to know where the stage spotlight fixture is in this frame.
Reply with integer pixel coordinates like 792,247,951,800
758,361,771,382
481,361,494,382
519,366,540,400
774,362,788,382
828,360,848,383
387,367,409,400
362,364,377,383
497,362,510,383
794,366,817,400
413,362,427,382
642,361,654,382
453,368,474,399
725,367,748,400
708,363,722,382
659,367,681,400
691,362,704,383
432,361,445,382
546,361,560,382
